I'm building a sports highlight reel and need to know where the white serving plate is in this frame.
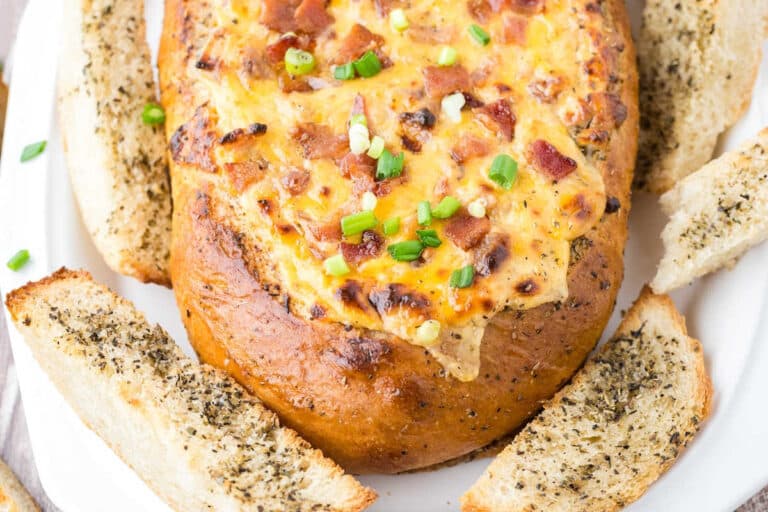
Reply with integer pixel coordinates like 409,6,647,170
1,1,767,510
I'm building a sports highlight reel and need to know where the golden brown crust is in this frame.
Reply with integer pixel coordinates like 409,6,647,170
159,0,638,473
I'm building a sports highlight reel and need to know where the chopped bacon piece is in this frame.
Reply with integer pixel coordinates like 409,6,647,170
281,167,311,195
408,24,457,44
293,123,349,161
278,72,313,93
529,140,577,180
467,0,493,22
265,33,312,65
307,218,342,243
341,230,385,264
260,0,301,33
509,0,544,15
339,153,376,194
400,108,437,129
451,134,492,164
444,211,491,251
224,159,268,193
334,24,385,64
501,13,528,45
295,0,334,35
423,65,472,99
475,99,516,141
528,74,564,103
399,107,436,153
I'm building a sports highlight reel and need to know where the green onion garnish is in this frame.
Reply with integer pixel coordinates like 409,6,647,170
388,240,424,262
142,103,166,125
341,210,378,236
20,141,46,162
488,154,519,190
431,196,461,219
468,24,491,46
353,51,382,78
285,48,316,75
350,114,367,127
416,229,442,248
438,46,458,66
449,265,475,288
417,201,432,226
367,136,386,159
6,249,30,271
376,149,405,180
383,217,401,236
334,63,356,80
389,8,410,32
324,254,350,276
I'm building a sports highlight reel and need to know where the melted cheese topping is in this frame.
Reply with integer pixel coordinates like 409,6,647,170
189,0,608,380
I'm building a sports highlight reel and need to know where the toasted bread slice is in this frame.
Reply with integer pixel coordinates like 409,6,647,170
636,0,767,193
652,128,768,294
0,459,39,512
461,288,712,512
58,0,172,285
4,269,376,512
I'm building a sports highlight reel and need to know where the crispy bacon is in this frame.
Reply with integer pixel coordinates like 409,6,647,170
341,230,384,264
399,108,436,153
444,211,491,251
529,140,577,180
423,65,472,99
408,24,457,44
293,123,349,161
281,167,311,195
265,33,312,65
508,0,544,15
339,153,377,194
475,99,516,141
295,0,334,35
307,218,342,243
501,13,528,45
528,74,564,103
451,134,492,164
334,24,385,64
278,72,313,93
467,0,493,22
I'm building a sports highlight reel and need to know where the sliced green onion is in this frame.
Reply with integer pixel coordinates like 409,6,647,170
285,48,316,75
468,24,491,46
20,141,46,162
383,217,401,236
467,198,487,218
449,265,475,288
341,210,378,236
350,114,368,127
415,320,441,346
334,63,356,80
361,191,378,211
324,254,350,276
441,92,466,123
416,229,442,248
6,249,30,271
488,154,519,190
417,201,432,226
390,8,410,32
353,51,382,78
438,46,458,66
376,149,405,180
387,240,424,262
142,103,166,125
349,123,371,155
367,135,385,159
431,196,461,219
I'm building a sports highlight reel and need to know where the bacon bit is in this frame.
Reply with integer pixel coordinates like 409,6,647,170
293,123,349,161
444,211,491,251
433,178,450,198
423,65,472,99
474,233,510,276
260,0,301,33
467,0,493,22
265,33,313,65
307,218,342,243
334,24,385,64
341,230,384,264
339,152,377,194
295,0,334,35
219,123,268,144
408,24,457,44
528,74,564,103
224,159,268,192
500,13,528,45
368,284,431,318
399,108,436,153
401,136,422,153
281,167,311,195
475,99,516,141
463,92,485,109
400,108,437,129
278,72,313,93
509,0,544,15
529,140,577,180
241,47,272,80
451,134,492,164
587,92,628,129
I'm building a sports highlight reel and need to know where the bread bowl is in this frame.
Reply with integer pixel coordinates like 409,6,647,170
158,0,638,473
